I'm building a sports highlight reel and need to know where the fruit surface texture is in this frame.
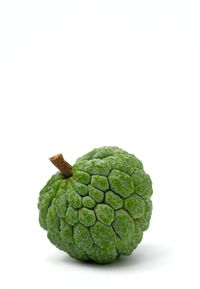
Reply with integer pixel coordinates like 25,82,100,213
38,146,153,264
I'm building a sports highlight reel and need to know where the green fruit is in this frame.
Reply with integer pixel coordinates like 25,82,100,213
38,146,153,264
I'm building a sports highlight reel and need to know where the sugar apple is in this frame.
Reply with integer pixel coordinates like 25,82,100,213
38,146,153,264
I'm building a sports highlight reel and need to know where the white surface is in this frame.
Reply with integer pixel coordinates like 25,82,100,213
0,1,200,288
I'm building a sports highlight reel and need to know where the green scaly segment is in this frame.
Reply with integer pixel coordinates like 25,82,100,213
38,146,153,264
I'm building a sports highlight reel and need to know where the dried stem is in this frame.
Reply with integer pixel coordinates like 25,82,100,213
49,153,72,178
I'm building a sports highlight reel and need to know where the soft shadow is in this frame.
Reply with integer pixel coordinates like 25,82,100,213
48,243,172,271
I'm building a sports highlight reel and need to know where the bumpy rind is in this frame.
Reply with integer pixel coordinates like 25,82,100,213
38,146,153,264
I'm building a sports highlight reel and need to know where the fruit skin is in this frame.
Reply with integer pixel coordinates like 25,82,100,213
38,146,153,264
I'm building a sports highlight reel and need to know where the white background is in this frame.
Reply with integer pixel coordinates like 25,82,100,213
0,1,200,288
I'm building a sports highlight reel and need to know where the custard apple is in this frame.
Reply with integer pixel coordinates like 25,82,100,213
38,146,153,264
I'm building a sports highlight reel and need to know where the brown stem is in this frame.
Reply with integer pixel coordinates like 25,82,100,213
49,153,72,178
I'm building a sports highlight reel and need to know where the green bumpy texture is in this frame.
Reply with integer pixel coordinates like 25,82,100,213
38,146,153,264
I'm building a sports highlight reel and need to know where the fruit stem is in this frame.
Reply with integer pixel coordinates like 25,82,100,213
49,153,72,178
